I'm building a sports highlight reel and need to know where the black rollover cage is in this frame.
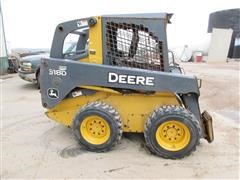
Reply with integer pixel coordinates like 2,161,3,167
102,13,172,72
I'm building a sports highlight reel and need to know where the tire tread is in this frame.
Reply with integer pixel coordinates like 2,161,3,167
144,105,201,159
73,101,122,152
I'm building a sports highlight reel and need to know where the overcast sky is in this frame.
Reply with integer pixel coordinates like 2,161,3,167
1,0,239,50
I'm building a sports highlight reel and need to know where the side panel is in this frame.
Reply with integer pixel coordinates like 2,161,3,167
40,58,200,109
46,91,180,132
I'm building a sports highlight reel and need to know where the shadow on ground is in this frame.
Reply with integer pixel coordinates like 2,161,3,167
20,83,38,90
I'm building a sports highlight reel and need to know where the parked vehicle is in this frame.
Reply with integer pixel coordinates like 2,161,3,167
18,42,77,88
40,14,214,159
18,53,49,88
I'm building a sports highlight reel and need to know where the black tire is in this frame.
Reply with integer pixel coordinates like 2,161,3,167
144,105,201,159
36,70,40,89
73,101,122,152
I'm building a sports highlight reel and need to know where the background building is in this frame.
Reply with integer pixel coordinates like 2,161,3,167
208,8,240,61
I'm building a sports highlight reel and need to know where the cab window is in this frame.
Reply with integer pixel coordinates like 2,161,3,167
62,29,89,60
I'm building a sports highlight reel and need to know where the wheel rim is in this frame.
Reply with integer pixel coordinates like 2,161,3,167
80,115,111,145
155,120,190,151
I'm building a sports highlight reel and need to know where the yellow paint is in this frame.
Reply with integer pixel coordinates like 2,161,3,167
155,120,190,151
46,89,180,133
80,115,110,145
79,56,89,63
88,16,103,64
80,85,120,94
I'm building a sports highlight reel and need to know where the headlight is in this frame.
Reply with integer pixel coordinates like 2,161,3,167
20,61,32,72
22,62,32,67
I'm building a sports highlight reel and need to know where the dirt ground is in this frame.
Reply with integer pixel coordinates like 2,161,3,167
1,62,239,179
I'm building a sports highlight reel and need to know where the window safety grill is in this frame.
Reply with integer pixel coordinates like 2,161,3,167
106,22,164,71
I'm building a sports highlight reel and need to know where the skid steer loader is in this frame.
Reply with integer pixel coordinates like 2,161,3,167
40,13,214,159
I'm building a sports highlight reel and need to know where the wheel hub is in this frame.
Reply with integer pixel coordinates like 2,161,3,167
163,124,183,141
87,119,107,137
156,120,190,151
80,115,111,145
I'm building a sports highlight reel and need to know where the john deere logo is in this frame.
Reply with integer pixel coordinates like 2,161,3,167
47,88,59,99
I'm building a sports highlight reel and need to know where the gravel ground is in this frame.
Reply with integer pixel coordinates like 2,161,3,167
1,62,239,179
